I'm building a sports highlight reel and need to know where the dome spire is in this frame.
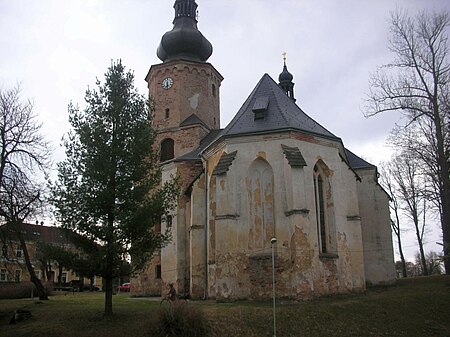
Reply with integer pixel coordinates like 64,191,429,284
278,52,296,102
157,0,213,63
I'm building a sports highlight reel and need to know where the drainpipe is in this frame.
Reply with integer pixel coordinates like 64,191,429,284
202,154,209,300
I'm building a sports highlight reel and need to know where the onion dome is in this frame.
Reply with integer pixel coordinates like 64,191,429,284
278,52,295,101
157,0,213,63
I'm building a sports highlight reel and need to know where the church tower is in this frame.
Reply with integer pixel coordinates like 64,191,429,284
136,0,223,298
145,0,223,161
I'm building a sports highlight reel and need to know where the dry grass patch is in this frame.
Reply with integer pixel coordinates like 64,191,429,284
0,276,449,337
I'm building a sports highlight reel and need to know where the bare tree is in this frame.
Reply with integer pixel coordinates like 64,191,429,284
379,161,408,277
389,152,430,275
415,251,443,275
0,86,51,300
365,10,450,274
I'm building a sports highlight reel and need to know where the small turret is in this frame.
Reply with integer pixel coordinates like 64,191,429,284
278,52,295,102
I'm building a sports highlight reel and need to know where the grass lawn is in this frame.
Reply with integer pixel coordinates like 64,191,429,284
0,275,449,337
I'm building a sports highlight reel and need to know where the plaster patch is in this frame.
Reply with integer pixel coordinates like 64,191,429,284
188,93,200,109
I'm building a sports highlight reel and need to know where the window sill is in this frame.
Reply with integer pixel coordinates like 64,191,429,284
319,253,339,260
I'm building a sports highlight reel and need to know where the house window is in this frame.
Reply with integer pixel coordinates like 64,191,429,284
155,265,161,279
16,246,23,258
0,269,7,282
160,138,175,162
165,108,170,119
1,244,7,258
14,269,21,282
61,272,68,284
35,270,41,280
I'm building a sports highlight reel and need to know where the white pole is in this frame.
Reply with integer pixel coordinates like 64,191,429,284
271,237,277,337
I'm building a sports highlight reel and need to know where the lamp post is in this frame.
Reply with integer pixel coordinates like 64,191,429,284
270,237,277,337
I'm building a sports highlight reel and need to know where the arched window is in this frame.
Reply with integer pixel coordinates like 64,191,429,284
314,167,327,253
246,158,275,250
313,161,336,255
160,138,174,162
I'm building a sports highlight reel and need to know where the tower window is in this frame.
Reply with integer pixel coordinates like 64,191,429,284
155,265,161,279
212,84,216,97
160,138,175,162
165,108,170,119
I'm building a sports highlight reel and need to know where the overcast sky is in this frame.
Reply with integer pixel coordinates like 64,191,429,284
1,0,449,261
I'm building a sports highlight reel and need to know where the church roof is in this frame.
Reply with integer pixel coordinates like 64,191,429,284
219,73,339,140
345,148,376,170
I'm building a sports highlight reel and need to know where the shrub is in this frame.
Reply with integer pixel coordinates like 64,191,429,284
151,301,210,337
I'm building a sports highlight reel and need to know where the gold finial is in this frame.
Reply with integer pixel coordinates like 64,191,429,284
282,51,287,65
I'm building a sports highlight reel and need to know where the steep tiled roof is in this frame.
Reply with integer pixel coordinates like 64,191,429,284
219,74,339,140
0,223,75,245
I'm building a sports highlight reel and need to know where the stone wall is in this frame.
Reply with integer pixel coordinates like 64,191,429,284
205,133,367,300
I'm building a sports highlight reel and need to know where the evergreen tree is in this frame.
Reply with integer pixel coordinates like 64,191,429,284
52,61,179,316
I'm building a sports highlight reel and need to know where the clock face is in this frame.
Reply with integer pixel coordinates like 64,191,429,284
162,77,174,89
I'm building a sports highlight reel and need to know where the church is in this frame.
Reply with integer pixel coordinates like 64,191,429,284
132,0,396,301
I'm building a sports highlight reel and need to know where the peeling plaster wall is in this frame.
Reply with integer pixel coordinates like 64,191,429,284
356,168,396,285
189,174,207,299
205,133,367,300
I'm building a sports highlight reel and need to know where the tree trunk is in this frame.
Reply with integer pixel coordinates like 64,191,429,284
18,235,48,300
413,215,429,276
432,97,450,275
104,275,113,317
58,264,63,287
396,232,407,278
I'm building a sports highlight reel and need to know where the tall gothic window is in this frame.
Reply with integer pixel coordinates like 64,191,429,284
246,158,275,250
160,138,174,162
313,161,336,255
314,167,327,253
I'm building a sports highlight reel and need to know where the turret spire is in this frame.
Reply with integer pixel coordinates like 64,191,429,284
157,0,213,63
278,52,295,102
